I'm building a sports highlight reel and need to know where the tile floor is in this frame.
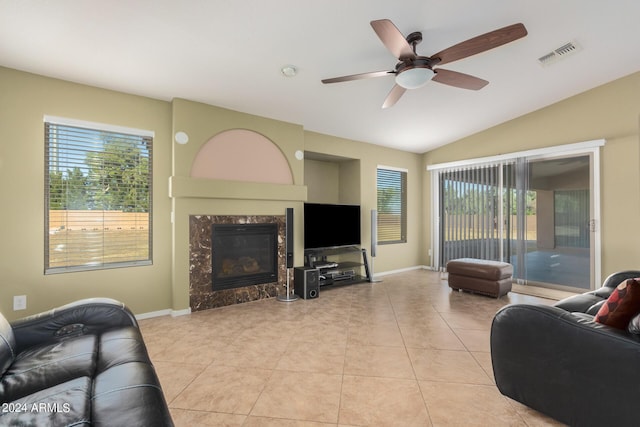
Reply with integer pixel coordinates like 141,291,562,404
139,269,567,426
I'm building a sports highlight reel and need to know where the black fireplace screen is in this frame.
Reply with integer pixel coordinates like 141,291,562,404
211,223,278,290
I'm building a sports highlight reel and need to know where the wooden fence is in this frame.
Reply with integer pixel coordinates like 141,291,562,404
49,210,149,232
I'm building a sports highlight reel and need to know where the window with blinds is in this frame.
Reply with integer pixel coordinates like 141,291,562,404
376,166,407,244
44,118,153,273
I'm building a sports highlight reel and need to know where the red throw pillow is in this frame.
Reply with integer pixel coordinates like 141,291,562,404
594,278,640,329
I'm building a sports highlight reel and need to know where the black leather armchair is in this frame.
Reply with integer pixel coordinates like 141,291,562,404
0,298,173,426
491,271,640,427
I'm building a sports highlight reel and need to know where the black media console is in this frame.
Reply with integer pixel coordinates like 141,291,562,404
303,245,371,287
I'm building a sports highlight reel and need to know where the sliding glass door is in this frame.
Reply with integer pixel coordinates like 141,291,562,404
430,143,601,292
515,155,592,290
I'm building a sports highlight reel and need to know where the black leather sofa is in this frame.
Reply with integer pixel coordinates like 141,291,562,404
0,298,174,426
491,271,640,426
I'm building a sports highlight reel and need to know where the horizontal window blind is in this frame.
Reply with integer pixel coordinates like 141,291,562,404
45,120,153,273
377,167,407,244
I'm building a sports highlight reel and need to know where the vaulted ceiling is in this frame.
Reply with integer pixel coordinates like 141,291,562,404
1,1,639,153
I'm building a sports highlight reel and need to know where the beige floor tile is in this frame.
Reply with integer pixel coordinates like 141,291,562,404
212,340,289,369
407,348,492,384
244,416,338,426
471,351,495,382
339,375,432,426
344,344,414,379
170,408,246,427
507,398,568,426
153,361,207,403
151,339,226,365
399,324,466,350
438,310,496,330
251,371,342,423
453,328,491,352
347,322,404,347
171,364,272,414
288,321,349,347
395,311,451,329
234,321,301,344
349,306,396,321
140,270,565,426
420,381,525,426
276,341,346,374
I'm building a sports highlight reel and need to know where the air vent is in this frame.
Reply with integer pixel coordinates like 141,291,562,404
537,41,582,67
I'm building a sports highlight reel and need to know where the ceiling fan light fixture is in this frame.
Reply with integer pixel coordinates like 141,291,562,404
280,65,298,77
395,67,434,89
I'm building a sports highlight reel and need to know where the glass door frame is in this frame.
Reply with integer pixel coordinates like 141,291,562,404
428,139,603,291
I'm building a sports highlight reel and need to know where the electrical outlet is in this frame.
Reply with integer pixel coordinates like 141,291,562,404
13,295,27,311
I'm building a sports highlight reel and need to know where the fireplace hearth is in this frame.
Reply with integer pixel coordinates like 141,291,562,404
211,223,278,291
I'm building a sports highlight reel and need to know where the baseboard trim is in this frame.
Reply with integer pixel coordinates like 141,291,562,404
375,265,430,278
135,309,171,320
171,308,191,317
135,307,191,320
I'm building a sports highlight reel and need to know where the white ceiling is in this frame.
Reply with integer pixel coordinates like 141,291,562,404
1,0,639,153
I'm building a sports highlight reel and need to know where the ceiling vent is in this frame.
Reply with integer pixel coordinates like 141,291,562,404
538,41,582,67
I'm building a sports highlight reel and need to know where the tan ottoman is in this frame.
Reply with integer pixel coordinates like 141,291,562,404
447,258,513,298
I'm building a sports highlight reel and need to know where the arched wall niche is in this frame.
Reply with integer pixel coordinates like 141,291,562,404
190,129,294,184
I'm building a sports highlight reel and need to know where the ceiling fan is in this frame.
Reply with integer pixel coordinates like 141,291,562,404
322,19,527,108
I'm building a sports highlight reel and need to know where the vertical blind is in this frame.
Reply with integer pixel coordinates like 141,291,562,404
45,120,153,273
436,160,529,276
377,167,407,244
555,189,590,248
439,164,504,267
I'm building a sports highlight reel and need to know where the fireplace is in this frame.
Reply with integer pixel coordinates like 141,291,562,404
189,215,286,311
211,223,278,291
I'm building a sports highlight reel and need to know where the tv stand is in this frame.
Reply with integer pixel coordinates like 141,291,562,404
304,246,371,287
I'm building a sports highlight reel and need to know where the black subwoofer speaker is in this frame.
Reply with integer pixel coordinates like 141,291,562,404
294,267,319,299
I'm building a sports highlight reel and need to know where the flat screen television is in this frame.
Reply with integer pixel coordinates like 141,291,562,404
304,203,361,250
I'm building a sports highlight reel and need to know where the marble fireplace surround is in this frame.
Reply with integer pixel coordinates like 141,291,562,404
189,215,286,312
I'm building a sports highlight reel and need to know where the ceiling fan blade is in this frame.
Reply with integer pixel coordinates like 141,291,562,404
382,84,407,109
432,69,489,90
322,70,393,84
432,23,527,66
370,19,415,61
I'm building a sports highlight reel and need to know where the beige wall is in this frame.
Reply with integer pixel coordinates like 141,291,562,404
423,71,640,279
304,159,340,203
304,131,425,273
339,160,362,205
0,66,173,321
0,67,423,320
3,63,637,320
